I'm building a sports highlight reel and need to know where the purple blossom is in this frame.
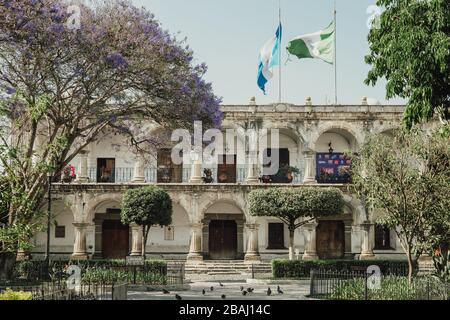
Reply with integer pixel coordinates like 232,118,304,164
105,53,128,67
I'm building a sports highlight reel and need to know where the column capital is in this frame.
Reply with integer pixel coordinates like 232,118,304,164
73,222,90,229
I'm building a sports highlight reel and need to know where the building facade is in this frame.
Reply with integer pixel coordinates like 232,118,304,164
31,98,407,263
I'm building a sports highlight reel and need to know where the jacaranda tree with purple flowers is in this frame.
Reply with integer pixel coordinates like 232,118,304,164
0,0,222,256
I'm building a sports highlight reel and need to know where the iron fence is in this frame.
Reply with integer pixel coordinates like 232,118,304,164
309,269,450,300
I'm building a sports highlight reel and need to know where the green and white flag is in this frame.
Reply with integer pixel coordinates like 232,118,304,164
286,21,335,64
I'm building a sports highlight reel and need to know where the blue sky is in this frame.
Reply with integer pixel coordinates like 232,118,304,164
132,0,404,106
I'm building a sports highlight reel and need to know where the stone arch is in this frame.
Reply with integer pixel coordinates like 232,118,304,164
309,122,363,151
84,193,123,223
342,194,366,225
199,197,247,260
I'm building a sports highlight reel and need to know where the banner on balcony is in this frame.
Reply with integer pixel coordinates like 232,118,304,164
316,153,352,183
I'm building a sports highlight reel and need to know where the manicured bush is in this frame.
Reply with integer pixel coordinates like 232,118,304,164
0,288,32,300
272,259,410,279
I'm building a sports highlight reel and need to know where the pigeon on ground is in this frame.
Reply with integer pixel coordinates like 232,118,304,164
247,288,254,293
221,294,226,299
267,287,272,296
162,289,170,294
242,290,248,296
210,286,214,291
240,286,244,291
175,294,182,300
202,289,206,295
277,286,284,294
219,282,224,287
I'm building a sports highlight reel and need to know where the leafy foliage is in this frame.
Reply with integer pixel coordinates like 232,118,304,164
365,0,450,129
249,187,344,260
121,186,172,227
351,128,450,280
121,186,172,256
249,187,344,222
0,288,32,300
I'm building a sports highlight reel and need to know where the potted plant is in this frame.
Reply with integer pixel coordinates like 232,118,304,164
272,165,300,183
61,164,76,183
202,169,214,183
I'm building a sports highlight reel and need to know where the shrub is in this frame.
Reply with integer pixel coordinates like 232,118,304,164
0,288,32,300
328,276,448,300
272,259,410,278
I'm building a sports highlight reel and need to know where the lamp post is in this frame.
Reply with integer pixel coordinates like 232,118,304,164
45,172,52,270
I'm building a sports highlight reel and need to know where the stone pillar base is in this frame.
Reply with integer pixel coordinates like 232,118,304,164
359,252,376,260
186,253,203,264
71,253,89,261
302,252,319,261
244,254,262,263
189,177,203,184
131,178,145,184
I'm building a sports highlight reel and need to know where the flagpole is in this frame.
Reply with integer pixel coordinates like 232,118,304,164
334,0,338,105
278,0,282,103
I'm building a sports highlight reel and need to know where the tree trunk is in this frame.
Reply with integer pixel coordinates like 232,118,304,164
406,250,414,284
288,227,295,261
141,225,146,258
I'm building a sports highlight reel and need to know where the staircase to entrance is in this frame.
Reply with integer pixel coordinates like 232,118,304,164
174,260,272,281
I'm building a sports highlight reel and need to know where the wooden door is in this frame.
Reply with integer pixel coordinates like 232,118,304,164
208,220,237,260
268,223,285,249
102,220,129,259
316,221,345,259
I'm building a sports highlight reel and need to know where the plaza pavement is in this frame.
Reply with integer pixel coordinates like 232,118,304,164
127,280,313,300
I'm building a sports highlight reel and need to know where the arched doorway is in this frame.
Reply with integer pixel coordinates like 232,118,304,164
202,201,245,260
93,202,130,259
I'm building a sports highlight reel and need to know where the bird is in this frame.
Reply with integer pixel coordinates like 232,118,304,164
202,289,206,295
175,294,182,300
162,289,170,294
240,286,244,291
210,286,214,291
221,294,226,299
219,282,224,287
267,287,272,296
247,288,254,293
277,286,283,294
242,290,247,296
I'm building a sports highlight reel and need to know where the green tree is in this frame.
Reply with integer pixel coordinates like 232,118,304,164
365,0,450,130
121,186,172,257
351,128,450,282
248,187,344,260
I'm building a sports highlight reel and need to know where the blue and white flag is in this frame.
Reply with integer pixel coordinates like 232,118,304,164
257,23,282,94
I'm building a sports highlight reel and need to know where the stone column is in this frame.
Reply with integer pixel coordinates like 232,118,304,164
132,155,146,183
244,223,261,263
72,223,89,260
189,149,203,184
344,222,354,259
130,224,143,256
302,221,319,260
360,222,375,260
186,223,203,264
246,157,259,184
303,150,317,184
75,150,89,183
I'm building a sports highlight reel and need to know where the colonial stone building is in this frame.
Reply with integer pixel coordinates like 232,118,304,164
31,98,407,263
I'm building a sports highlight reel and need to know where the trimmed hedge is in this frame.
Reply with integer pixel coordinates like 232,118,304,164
272,259,411,279
12,259,167,282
